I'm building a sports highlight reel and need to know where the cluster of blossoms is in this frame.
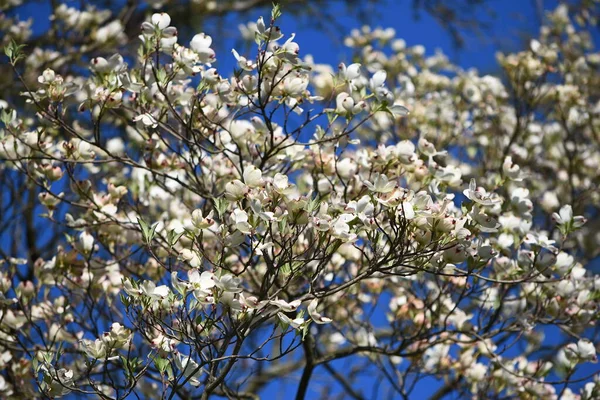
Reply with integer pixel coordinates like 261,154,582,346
0,2,599,399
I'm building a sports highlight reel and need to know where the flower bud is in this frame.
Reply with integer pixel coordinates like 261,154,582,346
0,275,11,293
16,281,35,301
79,231,95,253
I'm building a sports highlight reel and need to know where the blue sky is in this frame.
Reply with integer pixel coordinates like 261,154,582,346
15,0,547,74
241,0,548,73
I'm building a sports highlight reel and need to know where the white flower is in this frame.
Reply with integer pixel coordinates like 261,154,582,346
273,173,295,195
335,92,354,114
133,113,158,128
313,217,331,232
0,375,11,396
565,339,597,363
189,270,216,293
231,208,252,234
318,178,332,194
81,338,107,359
276,33,300,61
496,233,514,249
443,244,469,263
76,140,96,159
270,298,301,312
339,62,361,81
239,293,269,310
336,158,357,178
216,274,243,294
140,281,170,299
540,192,560,211
502,156,523,181
462,80,482,103
511,187,533,216
231,49,256,71
174,354,203,386
250,199,276,222
141,13,177,39
238,21,258,41
180,249,201,268
395,140,417,164
95,20,125,44
555,252,574,274
463,179,502,206
203,68,221,85
376,187,412,208
470,205,501,233
106,137,125,155
331,214,357,241
38,68,56,84
104,323,132,348
354,327,377,347
277,312,305,329
187,270,215,303
307,299,332,324
369,70,393,102
172,44,202,75
151,332,177,353
90,54,125,74
243,166,264,188
423,343,450,372
282,75,308,97
254,16,283,41
417,138,444,157
466,363,487,381
190,33,215,64
191,209,214,229
435,165,462,186
398,202,415,220
225,180,248,201
364,173,396,193
152,13,171,30
255,242,273,256
345,196,374,223
552,205,586,229
523,232,558,253
369,70,387,90
79,231,94,253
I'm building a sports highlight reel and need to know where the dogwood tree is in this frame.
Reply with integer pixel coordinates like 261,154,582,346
1,1,600,399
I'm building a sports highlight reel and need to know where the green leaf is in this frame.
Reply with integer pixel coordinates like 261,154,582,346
137,217,157,244
214,197,229,218
196,80,209,93
306,197,320,213
280,263,291,276
278,216,288,235
120,293,130,307
155,68,167,85
1,108,16,126
154,357,169,374
271,2,282,20
301,322,311,341
32,357,39,373
4,40,26,64
167,229,184,247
